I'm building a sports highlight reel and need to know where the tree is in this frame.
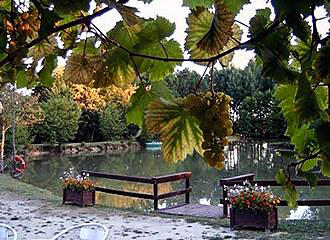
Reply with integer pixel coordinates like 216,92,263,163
164,68,207,97
34,94,81,144
0,0,329,205
213,61,275,116
0,84,41,171
236,90,286,138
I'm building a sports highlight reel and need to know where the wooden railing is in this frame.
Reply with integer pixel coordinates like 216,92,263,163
220,173,330,217
81,170,192,210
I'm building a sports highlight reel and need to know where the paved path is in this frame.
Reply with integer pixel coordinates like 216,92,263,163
0,193,235,240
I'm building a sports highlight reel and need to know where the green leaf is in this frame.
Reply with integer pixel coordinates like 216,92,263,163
74,37,100,56
182,0,213,9
28,37,56,60
274,84,301,137
145,98,204,163
275,169,299,208
126,81,174,128
103,48,136,88
291,124,315,154
39,9,62,37
115,3,141,26
294,72,321,122
137,17,175,43
223,0,250,15
108,21,141,49
314,43,330,83
197,0,235,55
275,169,287,185
321,148,330,177
38,55,57,87
297,170,318,188
53,0,90,14
0,0,11,11
0,12,7,50
16,70,28,88
302,159,318,171
249,8,272,38
287,14,311,43
135,39,183,81
60,29,78,49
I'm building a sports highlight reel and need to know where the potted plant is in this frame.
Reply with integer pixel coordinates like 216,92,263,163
61,168,96,207
227,181,280,231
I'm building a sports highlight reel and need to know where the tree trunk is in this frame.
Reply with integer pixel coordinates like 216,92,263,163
0,126,6,173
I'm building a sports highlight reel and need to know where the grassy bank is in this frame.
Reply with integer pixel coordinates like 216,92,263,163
0,174,60,202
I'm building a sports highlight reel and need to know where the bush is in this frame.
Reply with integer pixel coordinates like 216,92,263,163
33,94,81,144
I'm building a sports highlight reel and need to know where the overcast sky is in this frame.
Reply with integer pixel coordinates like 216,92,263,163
91,0,329,74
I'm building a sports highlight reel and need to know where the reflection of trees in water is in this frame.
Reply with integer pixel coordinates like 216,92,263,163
95,182,172,210
225,140,286,179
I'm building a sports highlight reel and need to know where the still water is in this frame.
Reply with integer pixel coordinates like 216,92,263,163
21,140,330,220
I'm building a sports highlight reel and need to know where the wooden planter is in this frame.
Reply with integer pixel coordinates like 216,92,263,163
62,189,95,207
230,207,278,231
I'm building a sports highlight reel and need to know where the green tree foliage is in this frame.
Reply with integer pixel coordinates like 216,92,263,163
99,105,128,141
213,61,275,115
34,94,81,144
164,68,207,97
0,0,329,205
236,90,286,138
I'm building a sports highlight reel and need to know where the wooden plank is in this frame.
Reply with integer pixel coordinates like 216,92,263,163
158,203,224,218
152,172,192,183
157,188,192,200
220,174,255,185
95,186,154,200
81,170,153,184
222,179,330,187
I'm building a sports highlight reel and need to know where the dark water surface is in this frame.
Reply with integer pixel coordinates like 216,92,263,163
21,140,330,220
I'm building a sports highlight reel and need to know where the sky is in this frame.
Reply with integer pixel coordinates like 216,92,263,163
89,0,329,74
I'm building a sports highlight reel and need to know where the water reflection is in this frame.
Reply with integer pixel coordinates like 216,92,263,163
21,140,330,219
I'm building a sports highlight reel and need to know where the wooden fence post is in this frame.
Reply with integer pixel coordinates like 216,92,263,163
185,177,190,204
153,182,158,210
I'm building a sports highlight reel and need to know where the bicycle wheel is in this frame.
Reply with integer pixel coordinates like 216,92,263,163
50,223,109,240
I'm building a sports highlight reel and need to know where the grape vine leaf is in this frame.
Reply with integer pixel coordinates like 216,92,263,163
73,37,100,56
313,119,330,176
145,98,203,163
64,54,101,85
137,17,175,43
104,48,136,88
0,12,7,50
126,81,174,128
182,0,213,9
275,169,299,208
38,54,57,87
302,159,318,171
197,0,234,55
0,0,10,11
297,170,318,188
60,29,78,49
220,24,242,66
16,70,28,88
39,8,62,37
135,39,183,81
108,21,141,49
223,0,250,16
294,72,321,122
53,0,90,15
291,124,315,154
314,43,330,83
28,38,56,60
115,3,141,26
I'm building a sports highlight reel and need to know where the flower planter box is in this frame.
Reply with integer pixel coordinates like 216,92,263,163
62,189,95,207
230,207,278,231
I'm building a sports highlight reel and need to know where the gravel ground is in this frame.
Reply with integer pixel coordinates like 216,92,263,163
0,192,235,240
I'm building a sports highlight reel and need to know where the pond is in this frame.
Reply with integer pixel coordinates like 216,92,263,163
20,140,330,220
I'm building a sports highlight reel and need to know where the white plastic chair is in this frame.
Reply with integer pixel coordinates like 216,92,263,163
50,223,109,240
0,223,17,240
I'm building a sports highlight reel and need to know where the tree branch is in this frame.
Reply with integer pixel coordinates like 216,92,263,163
0,4,117,67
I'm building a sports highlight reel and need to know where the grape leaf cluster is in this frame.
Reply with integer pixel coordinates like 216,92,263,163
185,92,233,169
